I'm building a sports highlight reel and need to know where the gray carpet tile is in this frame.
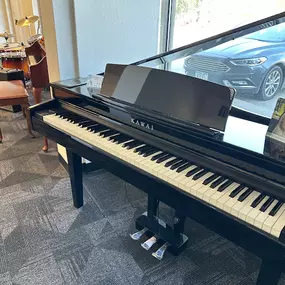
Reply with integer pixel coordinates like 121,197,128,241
1,93,285,285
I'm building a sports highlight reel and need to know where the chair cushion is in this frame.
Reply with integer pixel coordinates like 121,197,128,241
0,80,28,100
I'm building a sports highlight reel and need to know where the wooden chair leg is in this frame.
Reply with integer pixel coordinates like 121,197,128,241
33,87,43,104
42,137,48,152
33,87,48,151
22,105,35,138
0,128,2,143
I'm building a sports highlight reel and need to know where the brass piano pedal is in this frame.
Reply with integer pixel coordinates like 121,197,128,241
141,235,157,251
152,242,169,261
130,228,147,241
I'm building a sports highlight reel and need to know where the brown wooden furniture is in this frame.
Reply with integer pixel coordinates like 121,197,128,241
25,39,49,151
0,44,30,80
0,80,34,142
25,40,49,102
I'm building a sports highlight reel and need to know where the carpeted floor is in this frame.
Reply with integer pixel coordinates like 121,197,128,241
0,95,285,285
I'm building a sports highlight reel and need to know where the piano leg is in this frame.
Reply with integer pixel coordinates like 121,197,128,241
66,149,83,208
256,259,283,285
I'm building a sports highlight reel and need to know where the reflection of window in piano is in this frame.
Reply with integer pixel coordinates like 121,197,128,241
147,11,285,120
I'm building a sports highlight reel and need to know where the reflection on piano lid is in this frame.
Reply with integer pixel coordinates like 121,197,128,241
108,65,235,132
86,64,235,134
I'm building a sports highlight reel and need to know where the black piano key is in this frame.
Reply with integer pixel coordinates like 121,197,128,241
69,117,87,123
251,193,266,208
186,166,202,177
112,135,130,143
86,124,99,130
99,129,112,136
126,141,143,149
67,115,84,121
170,160,187,170
156,154,172,163
151,152,167,161
61,113,80,119
109,134,126,141
229,185,245,198
88,124,103,130
55,110,70,116
134,145,149,153
123,140,137,148
138,146,155,155
165,158,181,168
108,134,122,141
117,137,132,144
217,180,233,192
57,112,70,118
269,201,283,216
210,176,226,189
100,130,117,137
78,121,95,127
203,173,219,185
176,162,192,173
260,197,275,212
192,169,209,181
143,148,159,157
92,126,109,133
238,188,253,202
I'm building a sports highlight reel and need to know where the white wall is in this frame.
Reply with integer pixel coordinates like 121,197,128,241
52,0,79,80
38,0,78,81
74,0,161,76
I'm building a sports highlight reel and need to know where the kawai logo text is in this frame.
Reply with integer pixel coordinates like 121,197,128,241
131,119,154,130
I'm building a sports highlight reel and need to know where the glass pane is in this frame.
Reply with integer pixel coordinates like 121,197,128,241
137,13,285,118
172,0,285,49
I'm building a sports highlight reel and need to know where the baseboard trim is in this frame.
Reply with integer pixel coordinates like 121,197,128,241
58,153,101,173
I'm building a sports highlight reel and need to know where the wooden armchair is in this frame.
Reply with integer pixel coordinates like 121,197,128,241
25,40,49,151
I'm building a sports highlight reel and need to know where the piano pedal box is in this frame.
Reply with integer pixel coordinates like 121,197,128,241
135,212,188,256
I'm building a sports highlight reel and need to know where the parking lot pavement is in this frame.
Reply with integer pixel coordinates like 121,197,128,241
233,89,285,118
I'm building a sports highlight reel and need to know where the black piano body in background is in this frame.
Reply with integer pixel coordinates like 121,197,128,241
29,11,285,285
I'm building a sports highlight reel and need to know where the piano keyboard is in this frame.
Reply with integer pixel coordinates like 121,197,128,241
43,111,285,239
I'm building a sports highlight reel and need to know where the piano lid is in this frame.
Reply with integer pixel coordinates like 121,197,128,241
51,10,285,166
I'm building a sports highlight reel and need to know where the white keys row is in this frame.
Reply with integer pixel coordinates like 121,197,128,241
43,113,285,240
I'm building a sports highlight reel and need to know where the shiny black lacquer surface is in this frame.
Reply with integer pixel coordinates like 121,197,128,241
50,81,285,188
52,83,266,152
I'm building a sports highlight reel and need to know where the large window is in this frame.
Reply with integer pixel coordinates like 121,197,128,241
171,0,285,49
163,2,285,118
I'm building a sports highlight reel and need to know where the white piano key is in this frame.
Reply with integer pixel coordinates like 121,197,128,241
271,211,285,238
223,188,248,213
238,191,261,220
245,196,270,225
230,188,251,217
254,199,279,229
263,204,285,234
214,183,240,209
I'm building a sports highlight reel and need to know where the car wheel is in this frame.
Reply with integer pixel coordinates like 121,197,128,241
259,66,283,100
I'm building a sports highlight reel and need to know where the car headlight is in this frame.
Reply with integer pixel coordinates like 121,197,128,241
230,57,267,66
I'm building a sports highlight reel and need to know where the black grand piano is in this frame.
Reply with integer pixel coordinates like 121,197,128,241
28,12,285,285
